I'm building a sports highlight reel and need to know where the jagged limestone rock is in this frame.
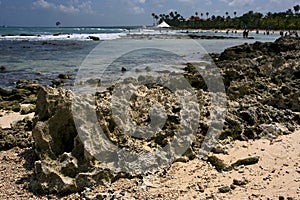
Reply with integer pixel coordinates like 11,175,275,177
31,86,117,194
29,37,300,195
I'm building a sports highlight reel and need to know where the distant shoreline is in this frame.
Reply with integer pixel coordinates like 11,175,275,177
123,33,245,40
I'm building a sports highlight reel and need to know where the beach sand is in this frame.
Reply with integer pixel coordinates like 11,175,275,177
96,130,299,200
0,109,298,199
0,110,34,129
144,130,300,199
0,36,299,199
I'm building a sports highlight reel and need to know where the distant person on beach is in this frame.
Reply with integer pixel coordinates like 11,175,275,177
243,30,249,38
280,30,284,37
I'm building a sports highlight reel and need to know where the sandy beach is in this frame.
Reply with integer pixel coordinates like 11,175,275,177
0,107,34,129
0,36,299,199
2,0,300,198
0,116,298,199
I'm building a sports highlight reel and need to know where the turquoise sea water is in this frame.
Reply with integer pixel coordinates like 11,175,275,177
0,26,281,89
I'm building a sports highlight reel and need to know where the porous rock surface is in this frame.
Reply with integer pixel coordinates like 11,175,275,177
217,36,299,140
29,36,300,195
0,80,39,150
30,87,119,194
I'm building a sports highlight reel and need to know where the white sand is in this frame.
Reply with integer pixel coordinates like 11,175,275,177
0,110,34,129
143,130,300,199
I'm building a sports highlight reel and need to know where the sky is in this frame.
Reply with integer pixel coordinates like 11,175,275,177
0,0,299,26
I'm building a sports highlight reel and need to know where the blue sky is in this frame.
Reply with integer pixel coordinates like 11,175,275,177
0,0,299,26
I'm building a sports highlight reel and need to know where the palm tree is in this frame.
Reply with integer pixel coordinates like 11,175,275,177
234,11,237,18
206,12,209,19
195,12,198,17
266,12,272,18
286,9,293,16
56,21,61,27
151,13,156,26
200,13,204,19
225,12,229,18
294,5,300,14
169,11,175,19
154,15,159,25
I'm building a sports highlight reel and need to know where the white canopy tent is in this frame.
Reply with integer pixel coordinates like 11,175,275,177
156,21,171,28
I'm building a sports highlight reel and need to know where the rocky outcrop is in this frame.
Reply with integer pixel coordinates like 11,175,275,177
0,117,33,150
0,80,39,150
88,36,100,41
30,86,130,194
28,37,300,195
30,87,97,194
29,78,202,194
214,37,300,140
0,80,40,111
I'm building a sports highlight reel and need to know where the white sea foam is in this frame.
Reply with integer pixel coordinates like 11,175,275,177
0,33,127,41
0,28,186,41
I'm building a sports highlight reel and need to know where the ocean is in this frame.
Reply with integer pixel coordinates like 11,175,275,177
0,26,281,89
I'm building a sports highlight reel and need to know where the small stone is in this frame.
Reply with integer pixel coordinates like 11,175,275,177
212,144,228,154
58,74,72,79
233,177,249,186
0,66,6,71
231,156,260,168
51,79,64,87
279,196,284,200
218,186,231,193
12,104,21,112
207,155,231,172
196,183,205,193
230,184,236,190
21,104,36,115
88,36,100,41
294,177,300,182
251,193,260,198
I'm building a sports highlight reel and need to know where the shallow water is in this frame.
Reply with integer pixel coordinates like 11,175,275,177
0,27,281,89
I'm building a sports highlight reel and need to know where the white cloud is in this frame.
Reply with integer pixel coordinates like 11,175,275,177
78,1,94,14
205,0,212,5
32,0,55,9
32,0,94,14
122,0,146,15
57,4,79,14
270,0,284,3
132,6,145,14
177,0,211,6
227,0,254,7
153,0,166,8
177,0,193,3
125,0,146,5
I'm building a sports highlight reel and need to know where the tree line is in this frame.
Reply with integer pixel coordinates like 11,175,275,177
151,5,300,30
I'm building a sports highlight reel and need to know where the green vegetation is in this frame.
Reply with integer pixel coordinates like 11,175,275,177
151,5,300,30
